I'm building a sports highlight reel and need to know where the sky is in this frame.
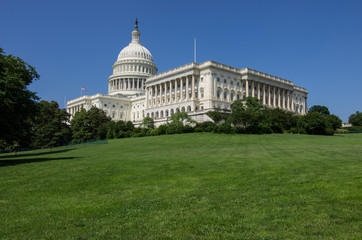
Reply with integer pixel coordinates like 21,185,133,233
1,0,362,122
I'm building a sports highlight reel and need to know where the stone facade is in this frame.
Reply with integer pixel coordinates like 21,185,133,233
67,20,308,126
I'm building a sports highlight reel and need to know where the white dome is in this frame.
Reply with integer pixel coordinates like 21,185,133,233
117,42,153,61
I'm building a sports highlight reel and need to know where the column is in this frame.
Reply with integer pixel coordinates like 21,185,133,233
181,78,184,101
171,81,174,104
127,78,130,90
278,88,281,108
268,85,271,106
257,83,260,100
213,74,217,99
251,81,255,97
186,76,189,100
282,90,286,109
245,80,249,97
163,82,166,105
146,87,149,108
175,79,178,102
263,84,266,105
291,93,294,112
287,91,290,110
273,87,276,107
192,75,195,100
155,84,158,106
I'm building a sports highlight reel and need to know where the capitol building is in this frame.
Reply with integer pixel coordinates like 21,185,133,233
67,20,308,126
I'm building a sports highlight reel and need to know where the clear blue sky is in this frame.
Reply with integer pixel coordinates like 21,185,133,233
1,0,362,122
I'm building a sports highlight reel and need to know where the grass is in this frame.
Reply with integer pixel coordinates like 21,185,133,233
0,133,361,239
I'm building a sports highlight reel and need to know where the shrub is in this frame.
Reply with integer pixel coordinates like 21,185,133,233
195,127,203,132
154,124,169,135
335,129,349,134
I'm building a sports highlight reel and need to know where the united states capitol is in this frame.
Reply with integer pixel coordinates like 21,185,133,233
67,20,308,126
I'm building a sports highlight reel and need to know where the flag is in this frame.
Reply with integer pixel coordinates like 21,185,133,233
81,86,86,91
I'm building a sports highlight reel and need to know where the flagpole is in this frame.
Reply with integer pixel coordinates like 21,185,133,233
80,85,82,97
194,37,196,63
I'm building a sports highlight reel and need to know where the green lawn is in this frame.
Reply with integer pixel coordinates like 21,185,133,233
1,133,361,239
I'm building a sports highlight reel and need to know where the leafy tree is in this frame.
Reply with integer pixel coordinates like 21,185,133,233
230,97,265,133
326,114,342,131
349,111,362,126
309,105,330,116
71,106,111,142
298,112,327,135
206,110,228,124
141,116,155,129
166,112,195,134
263,108,297,133
0,48,39,149
32,100,71,148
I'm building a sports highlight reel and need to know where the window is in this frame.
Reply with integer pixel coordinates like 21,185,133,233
112,105,115,108
104,104,107,107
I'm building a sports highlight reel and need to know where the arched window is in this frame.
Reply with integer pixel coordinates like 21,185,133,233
171,109,174,115
187,106,191,112
224,90,228,100
166,110,169,117
176,108,180,113
160,110,164,118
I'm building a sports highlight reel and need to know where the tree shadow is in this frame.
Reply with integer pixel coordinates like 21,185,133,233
0,148,76,159
0,156,78,167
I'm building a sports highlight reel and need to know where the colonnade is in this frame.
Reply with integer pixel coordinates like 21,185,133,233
146,75,198,108
215,79,295,112
246,79,294,111
68,105,83,116
109,78,146,92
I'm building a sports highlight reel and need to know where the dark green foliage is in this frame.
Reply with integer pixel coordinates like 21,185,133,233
309,105,330,116
326,114,342,130
298,112,328,135
263,108,298,133
349,111,362,126
32,100,71,148
196,121,216,132
206,110,228,124
214,121,235,134
194,127,203,132
0,48,39,149
141,116,155,129
230,97,264,133
70,106,111,142
154,124,168,135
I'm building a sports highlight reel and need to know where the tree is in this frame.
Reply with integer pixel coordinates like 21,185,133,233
32,100,71,148
230,97,266,133
70,106,111,142
141,116,155,129
326,114,342,131
206,110,228,124
309,105,330,116
298,112,327,135
0,48,39,149
349,111,362,126
263,108,296,133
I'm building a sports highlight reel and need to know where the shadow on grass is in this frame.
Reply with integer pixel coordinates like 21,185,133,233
0,157,78,167
0,148,76,159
